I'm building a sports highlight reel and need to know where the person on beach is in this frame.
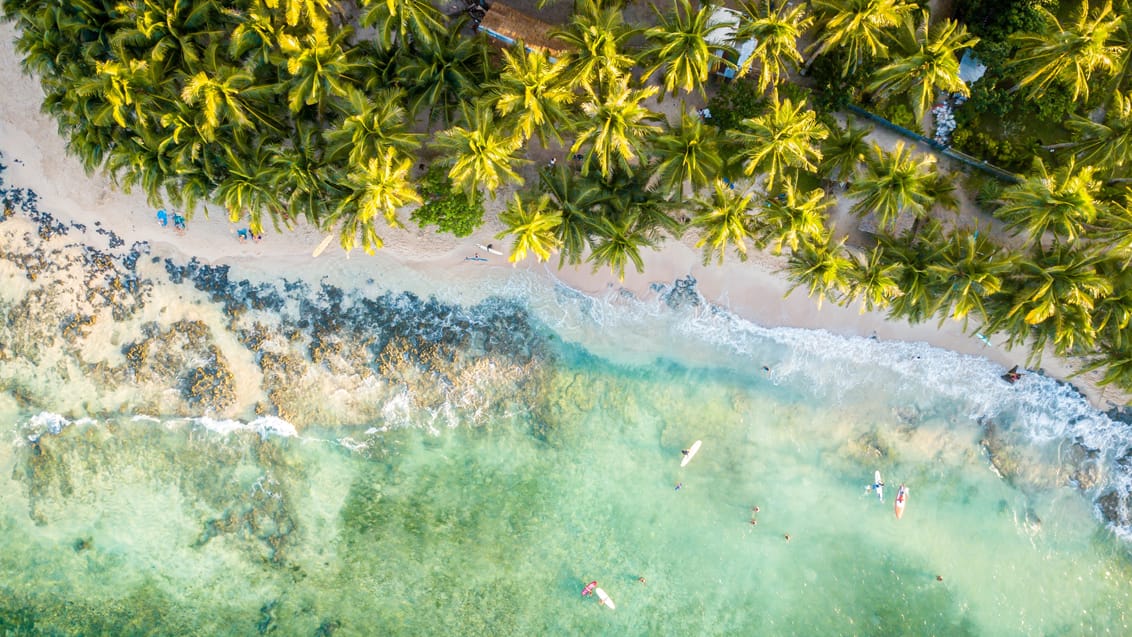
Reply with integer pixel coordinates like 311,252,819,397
237,228,250,242
172,213,186,235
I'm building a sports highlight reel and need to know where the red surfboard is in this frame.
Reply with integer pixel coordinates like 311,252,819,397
894,485,908,519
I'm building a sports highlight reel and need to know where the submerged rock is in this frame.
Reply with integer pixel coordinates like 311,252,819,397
655,275,701,309
1096,489,1129,528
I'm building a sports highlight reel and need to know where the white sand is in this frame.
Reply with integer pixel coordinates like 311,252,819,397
1,22,1125,410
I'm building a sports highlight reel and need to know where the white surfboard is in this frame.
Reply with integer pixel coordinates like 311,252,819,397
476,244,504,256
594,587,615,610
874,470,884,502
312,233,336,258
681,440,702,467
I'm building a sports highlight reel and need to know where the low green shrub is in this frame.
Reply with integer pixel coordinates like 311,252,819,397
706,77,768,131
411,164,485,238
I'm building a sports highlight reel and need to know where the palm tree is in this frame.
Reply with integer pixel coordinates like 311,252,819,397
270,122,340,224
104,133,173,208
396,24,490,127
324,87,421,167
922,170,959,214
1092,194,1132,264
360,0,446,51
279,28,358,114
551,0,637,93
754,178,832,255
113,0,221,69
539,165,603,265
649,108,725,199
1081,341,1132,389
783,235,855,308
74,58,152,129
866,12,978,120
273,0,333,33
1062,90,1132,172
849,141,935,232
330,146,422,254
818,117,872,184
845,245,902,313
876,219,948,323
496,193,563,264
1092,258,1132,344
591,168,682,242
572,80,664,181
488,45,577,147
807,0,916,77
641,0,733,99
734,0,814,92
692,179,758,263
432,105,525,200
179,65,262,142
1008,0,1125,102
213,146,285,234
228,0,282,66
994,158,1101,243
587,215,656,282
928,229,1014,328
990,244,1112,356
736,97,828,191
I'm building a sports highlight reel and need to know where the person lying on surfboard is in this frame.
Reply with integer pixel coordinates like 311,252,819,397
582,581,597,597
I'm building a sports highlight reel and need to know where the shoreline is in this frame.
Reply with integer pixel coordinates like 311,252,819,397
1,22,1125,412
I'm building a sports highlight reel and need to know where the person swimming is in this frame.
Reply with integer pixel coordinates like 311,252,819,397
582,581,597,597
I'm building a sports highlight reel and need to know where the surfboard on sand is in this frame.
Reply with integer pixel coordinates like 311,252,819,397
464,256,488,262
680,440,702,467
312,234,336,258
476,244,504,256
594,587,615,610
874,470,884,502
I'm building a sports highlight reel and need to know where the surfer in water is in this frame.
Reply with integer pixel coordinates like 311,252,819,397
1004,365,1023,383
582,581,597,597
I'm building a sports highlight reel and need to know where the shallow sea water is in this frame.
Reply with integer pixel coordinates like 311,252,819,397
2,272,1132,636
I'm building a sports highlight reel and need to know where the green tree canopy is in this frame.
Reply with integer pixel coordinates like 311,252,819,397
736,97,828,191
1008,0,1125,102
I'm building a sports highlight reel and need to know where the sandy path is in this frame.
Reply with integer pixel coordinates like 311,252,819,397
0,22,1125,410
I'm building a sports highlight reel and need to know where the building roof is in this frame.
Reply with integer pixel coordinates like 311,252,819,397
705,6,757,80
477,2,570,59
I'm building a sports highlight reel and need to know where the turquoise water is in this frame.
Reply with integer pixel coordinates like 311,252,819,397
2,178,1132,634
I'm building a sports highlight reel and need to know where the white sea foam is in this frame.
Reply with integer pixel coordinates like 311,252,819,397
194,415,298,439
534,274,1122,453
24,411,95,440
515,273,1132,534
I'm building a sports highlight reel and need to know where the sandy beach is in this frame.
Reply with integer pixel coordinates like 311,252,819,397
0,21,1124,411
